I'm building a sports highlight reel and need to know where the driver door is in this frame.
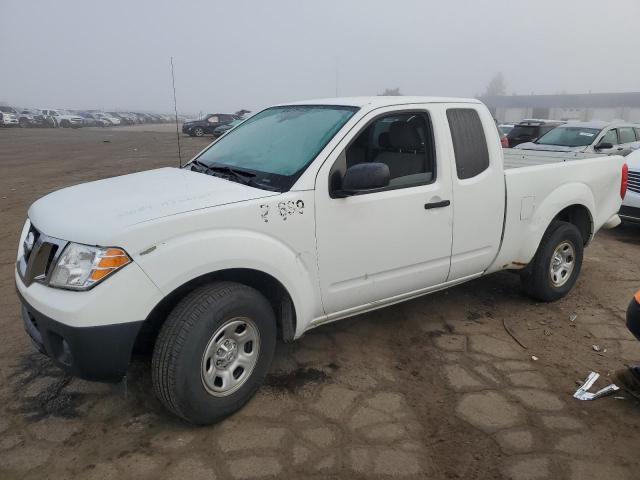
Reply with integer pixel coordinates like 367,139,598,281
314,105,453,317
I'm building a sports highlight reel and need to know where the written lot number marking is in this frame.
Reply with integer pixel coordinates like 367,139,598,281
259,200,304,222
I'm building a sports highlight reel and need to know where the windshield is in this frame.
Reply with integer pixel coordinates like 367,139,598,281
535,127,601,147
0,106,16,113
192,105,357,191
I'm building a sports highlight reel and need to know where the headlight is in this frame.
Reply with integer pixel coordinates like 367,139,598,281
49,243,131,290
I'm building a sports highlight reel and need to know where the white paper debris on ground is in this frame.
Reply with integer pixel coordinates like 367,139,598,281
573,372,620,401
592,345,601,352
531,355,538,361
569,313,577,322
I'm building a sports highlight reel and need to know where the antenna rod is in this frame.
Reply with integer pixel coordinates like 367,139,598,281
170,56,183,167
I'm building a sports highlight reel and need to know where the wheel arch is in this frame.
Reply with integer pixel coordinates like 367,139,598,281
551,203,593,245
133,268,297,354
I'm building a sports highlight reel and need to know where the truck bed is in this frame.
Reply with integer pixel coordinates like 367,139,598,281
503,148,604,169
487,151,625,274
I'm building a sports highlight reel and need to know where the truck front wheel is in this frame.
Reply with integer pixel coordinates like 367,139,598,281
152,282,277,424
520,221,584,302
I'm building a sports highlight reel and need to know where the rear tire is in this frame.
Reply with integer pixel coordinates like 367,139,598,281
60,120,70,128
193,126,204,137
520,221,583,302
152,282,277,425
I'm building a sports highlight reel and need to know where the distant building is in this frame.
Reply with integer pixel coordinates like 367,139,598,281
481,92,640,124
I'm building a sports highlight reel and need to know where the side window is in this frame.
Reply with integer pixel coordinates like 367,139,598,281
207,115,219,124
602,129,618,145
619,127,636,144
447,109,490,179
635,128,640,140
330,112,436,193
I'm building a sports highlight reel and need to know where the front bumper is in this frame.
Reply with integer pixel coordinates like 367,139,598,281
181,124,192,133
18,289,142,381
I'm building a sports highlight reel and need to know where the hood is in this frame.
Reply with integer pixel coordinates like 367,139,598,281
514,142,586,153
28,167,278,245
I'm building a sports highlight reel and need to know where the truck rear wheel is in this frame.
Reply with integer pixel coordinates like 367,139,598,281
520,221,583,302
152,282,277,424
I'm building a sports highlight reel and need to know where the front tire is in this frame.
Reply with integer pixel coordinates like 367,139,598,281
60,119,70,128
152,282,277,425
520,221,583,302
193,126,205,137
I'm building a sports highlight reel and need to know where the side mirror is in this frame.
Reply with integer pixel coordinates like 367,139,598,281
595,142,613,150
338,162,390,196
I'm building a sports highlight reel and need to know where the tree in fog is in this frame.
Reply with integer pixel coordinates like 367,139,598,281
484,73,506,96
379,87,402,96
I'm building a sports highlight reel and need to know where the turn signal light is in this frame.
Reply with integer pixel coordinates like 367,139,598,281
89,248,131,282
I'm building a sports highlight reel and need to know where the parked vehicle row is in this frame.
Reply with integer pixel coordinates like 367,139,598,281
0,105,177,128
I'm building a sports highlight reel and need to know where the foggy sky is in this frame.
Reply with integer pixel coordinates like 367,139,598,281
1,0,639,114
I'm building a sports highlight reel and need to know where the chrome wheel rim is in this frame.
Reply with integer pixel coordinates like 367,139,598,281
549,241,575,287
201,317,260,397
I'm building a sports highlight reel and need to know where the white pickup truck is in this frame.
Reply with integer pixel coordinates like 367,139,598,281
15,97,627,424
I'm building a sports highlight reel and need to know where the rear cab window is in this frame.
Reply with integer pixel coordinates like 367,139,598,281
447,108,490,179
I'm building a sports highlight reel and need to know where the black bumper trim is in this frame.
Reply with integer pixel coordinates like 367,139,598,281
17,290,143,382
620,205,640,223
627,297,640,342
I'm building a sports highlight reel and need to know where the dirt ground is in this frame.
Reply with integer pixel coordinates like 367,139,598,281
1,125,640,480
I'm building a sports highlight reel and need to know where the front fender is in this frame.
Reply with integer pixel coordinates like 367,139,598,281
134,228,321,337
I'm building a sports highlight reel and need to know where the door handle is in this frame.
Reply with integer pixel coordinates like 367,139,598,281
424,200,451,210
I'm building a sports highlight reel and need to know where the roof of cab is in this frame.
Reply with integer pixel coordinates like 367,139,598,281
279,96,482,108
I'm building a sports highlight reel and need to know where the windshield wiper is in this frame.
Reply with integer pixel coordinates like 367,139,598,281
188,161,281,191
207,164,256,184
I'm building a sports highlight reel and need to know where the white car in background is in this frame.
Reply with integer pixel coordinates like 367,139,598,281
101,113,122,126
515,121,640,155
40,109,84,128
0,106,20,127
620,149,640,223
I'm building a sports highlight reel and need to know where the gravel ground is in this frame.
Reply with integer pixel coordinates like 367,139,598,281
1,125,639,479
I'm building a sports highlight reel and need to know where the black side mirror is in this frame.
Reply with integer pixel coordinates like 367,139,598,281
595,142,613,150
338,162,390,196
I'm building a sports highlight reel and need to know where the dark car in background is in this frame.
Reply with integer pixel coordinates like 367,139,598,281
507,120,564,147
182,113,237,137
212,118,245,138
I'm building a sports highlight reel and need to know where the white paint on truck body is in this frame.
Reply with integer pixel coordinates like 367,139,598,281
16,97,624,340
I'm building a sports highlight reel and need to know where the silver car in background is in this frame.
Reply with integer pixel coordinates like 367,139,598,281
515,121,640,154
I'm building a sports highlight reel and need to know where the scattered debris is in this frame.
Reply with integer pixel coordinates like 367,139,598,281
614,396,626,400
531,355,539,361
573,372,619,401
569,313,577,322
103,140,111,143
503,318,528,349
544,329,552,336
592,345,601,352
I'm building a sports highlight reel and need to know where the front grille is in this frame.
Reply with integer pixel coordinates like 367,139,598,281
18,225,67,287
628,170,640,194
